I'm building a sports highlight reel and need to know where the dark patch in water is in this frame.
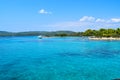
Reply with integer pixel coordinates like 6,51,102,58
3,59,20,67
0,59,20,74
112,78,120,80
59,53,81,56
58,49,120,58
9,77,19,80
59,52,80,57
89,48,120,58
58,52,91,58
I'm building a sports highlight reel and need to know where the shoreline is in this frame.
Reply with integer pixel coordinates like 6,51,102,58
89,37,120,40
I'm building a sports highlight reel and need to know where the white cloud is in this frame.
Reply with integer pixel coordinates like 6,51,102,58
39,9,52,14
96,18,106,22
44,16,120,31
111,18,120,22
80,16,95,22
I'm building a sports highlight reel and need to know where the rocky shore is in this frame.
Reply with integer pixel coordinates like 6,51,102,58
89,37,120,40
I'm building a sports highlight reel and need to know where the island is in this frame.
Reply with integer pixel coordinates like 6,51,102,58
0,28,120,40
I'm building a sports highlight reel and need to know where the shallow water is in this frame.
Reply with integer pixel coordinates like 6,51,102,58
0,36,120,80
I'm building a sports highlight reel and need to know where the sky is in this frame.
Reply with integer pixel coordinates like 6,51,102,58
0,0,120,32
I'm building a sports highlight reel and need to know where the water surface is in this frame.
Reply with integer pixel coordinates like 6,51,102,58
0,37,120,80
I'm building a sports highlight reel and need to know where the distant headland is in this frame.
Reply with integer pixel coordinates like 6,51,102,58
0,28,120,38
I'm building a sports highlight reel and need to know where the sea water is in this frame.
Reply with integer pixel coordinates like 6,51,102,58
0,36,120,80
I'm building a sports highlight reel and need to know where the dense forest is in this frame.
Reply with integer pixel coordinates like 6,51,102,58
83,28,120,37
0,28,120,37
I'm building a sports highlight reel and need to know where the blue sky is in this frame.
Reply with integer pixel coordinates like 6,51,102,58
0,0,120,32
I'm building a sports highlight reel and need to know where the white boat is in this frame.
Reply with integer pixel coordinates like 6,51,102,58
38,35,42,39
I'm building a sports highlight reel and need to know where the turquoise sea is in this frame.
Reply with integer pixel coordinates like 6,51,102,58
0,37,120,80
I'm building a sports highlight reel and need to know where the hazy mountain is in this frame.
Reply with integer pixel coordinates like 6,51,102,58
0,31,77,37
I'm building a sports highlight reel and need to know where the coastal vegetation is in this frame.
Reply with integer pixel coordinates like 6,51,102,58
83,28,120,37
0,28,120,37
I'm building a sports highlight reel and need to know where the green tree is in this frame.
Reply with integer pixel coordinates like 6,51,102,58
83,29,94,36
